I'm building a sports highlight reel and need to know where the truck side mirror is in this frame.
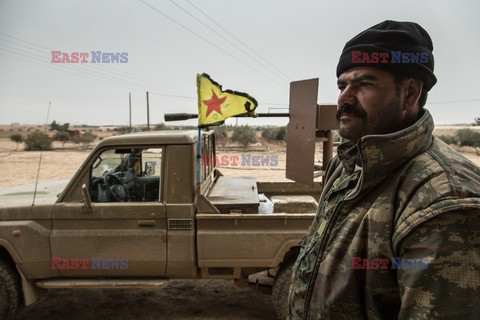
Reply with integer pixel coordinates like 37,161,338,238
81,183,93,212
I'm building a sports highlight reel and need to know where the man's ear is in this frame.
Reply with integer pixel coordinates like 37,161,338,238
403,78,423,111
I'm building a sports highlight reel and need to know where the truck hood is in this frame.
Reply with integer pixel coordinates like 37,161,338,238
0,180,70,207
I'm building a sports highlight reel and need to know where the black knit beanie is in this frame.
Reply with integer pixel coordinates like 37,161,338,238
336,20,437,91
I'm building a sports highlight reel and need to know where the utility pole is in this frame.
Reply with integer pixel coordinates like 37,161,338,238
146,91,150,131
129,92,132,131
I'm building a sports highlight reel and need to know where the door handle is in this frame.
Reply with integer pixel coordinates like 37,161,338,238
137,220,156,227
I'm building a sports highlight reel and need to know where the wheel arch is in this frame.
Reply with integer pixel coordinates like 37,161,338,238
278,245,299,268
0,245,47,306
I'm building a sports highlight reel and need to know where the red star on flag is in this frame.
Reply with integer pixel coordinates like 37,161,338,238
203,90,226,117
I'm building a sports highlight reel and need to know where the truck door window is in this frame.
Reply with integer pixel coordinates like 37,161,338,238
89,147,163,202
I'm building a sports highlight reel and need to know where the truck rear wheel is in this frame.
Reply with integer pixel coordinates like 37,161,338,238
0,259,21,320
272,263,293,320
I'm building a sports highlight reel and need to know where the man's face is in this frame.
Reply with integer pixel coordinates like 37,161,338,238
336,67,406,142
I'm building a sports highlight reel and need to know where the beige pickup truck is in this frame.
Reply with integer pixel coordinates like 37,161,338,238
0,130,322,319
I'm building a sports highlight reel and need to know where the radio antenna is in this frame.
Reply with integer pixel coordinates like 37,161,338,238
32,101,51,206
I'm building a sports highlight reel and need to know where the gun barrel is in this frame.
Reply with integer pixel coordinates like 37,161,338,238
164,112,289,122
164,113,198,121
256,113,289,117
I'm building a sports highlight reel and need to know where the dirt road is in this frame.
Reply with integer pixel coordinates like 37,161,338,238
13,280,276,320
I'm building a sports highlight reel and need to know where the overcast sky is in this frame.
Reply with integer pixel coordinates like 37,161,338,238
0,0,479,127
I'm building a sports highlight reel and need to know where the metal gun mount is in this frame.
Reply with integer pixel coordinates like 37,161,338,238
286,78,338,186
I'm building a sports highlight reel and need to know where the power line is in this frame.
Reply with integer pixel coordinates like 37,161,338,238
0,44,149,91
139,0,288,89
183,0,292,81
0,32,191,94
169,0,290,83
149,92,195,99
0,43,200,101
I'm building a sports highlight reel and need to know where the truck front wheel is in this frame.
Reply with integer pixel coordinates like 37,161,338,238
272,262,293,320
0,259,21,320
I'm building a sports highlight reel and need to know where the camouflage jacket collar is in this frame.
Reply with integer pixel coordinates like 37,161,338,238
338,110,434,181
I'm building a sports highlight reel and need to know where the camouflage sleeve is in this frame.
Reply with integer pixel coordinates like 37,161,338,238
396,209,480,319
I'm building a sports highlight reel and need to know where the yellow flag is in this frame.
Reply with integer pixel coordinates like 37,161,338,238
197,73,257,127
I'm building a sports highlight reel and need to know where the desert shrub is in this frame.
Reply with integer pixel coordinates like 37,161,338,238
9,134,25,151
261,126,286,142
212,126,227,138
25,132,52,151
155,123,170,131
114,127,131,134
232,125,257,148
455,128,480,147
72,132,97,147
53,131,70,147
50,120,69,132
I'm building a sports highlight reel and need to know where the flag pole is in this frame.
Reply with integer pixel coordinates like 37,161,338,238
196,126,201,183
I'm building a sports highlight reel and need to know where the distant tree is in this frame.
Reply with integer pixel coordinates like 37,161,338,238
50,120,69,132
24,132,52,151
475,117,480,126
9,134,24,151
114,126,131,134
261,126,286,143
154,123,171,131
72,132,97,148
232,125,257,149
276,126,286,141
455,128,480,149
212,126,227,138
53,131,70,147
261,127,274,141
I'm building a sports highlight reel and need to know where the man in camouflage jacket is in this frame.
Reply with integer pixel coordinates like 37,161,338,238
288,20,480,319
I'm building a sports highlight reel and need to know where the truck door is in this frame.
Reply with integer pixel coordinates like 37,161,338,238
50,147,167,277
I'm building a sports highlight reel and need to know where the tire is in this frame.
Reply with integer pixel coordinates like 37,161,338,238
0,259,21,320
272,263,293,320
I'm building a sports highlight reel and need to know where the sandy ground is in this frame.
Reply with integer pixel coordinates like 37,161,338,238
1,134,479,320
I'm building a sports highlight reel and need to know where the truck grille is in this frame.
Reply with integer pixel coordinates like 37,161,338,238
168,219,193,230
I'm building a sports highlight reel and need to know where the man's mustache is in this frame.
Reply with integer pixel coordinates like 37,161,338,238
336,104,367,121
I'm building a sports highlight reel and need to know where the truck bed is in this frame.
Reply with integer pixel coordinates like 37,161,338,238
196,179,322,277
206,176,259,213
